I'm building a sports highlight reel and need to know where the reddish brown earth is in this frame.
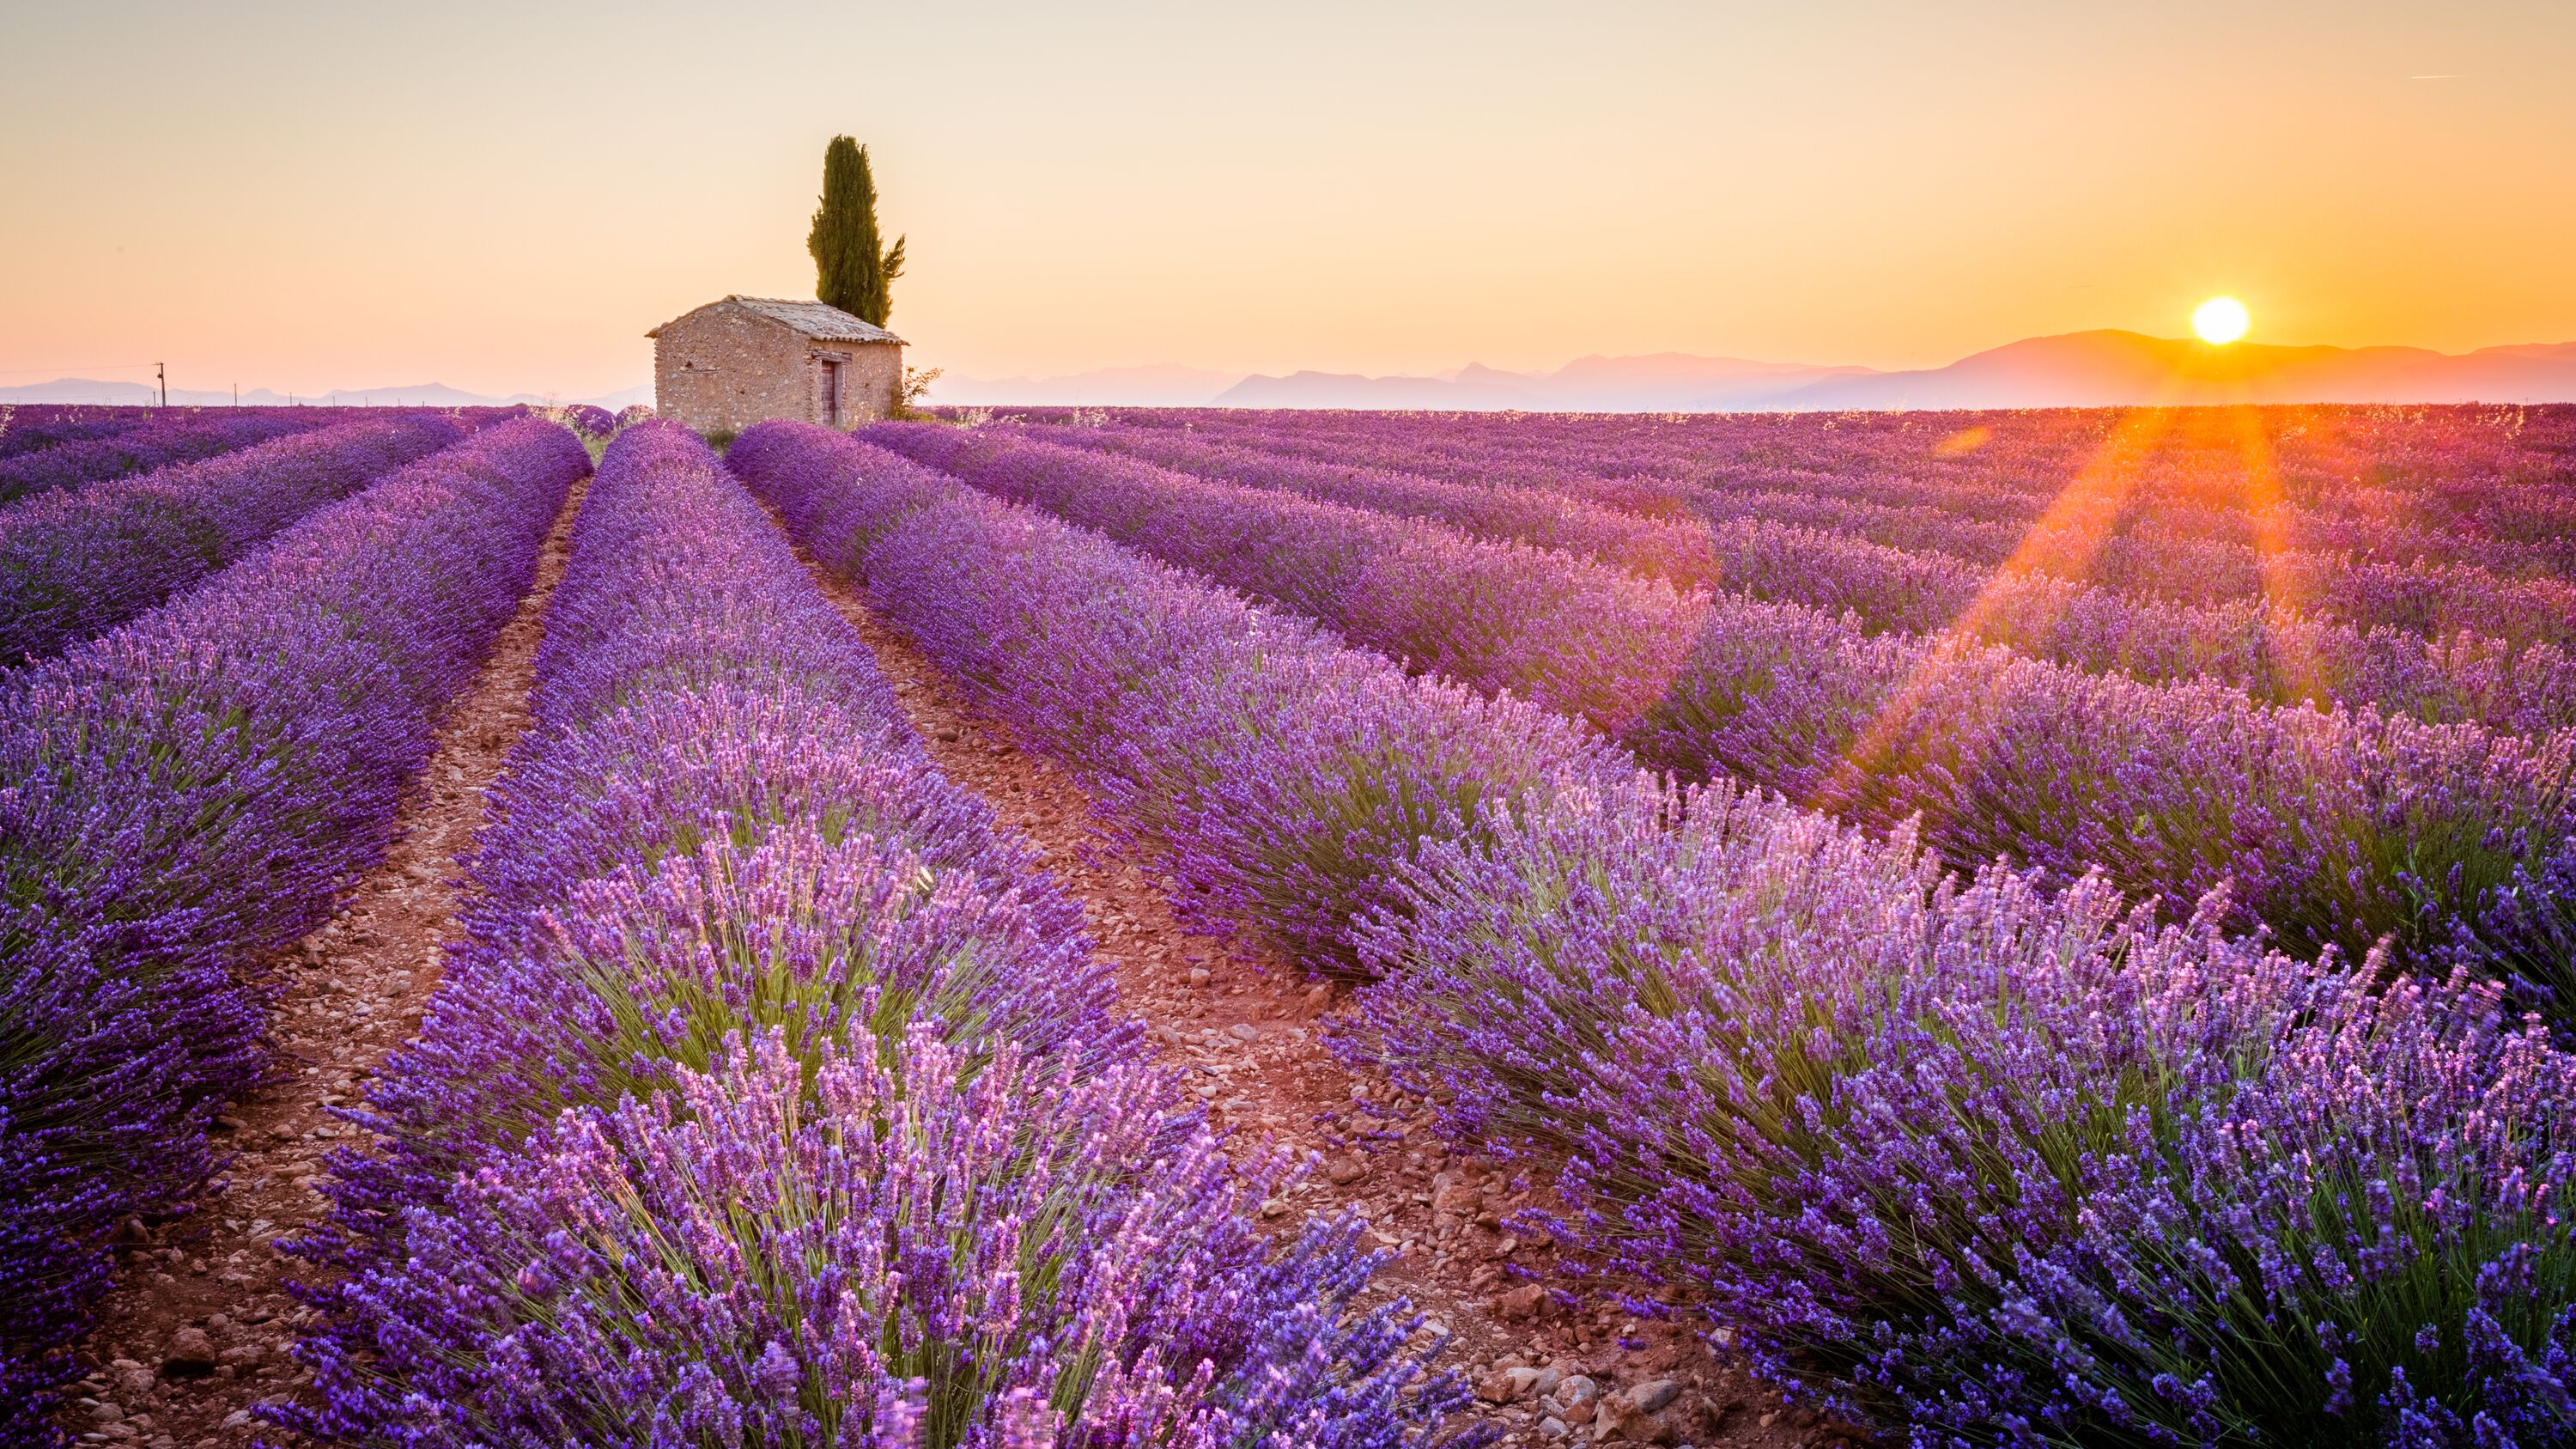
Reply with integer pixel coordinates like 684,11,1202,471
784,527,1850,1449
56,483,584,1449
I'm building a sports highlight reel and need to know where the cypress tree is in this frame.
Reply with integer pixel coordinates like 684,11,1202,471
807,136,907,327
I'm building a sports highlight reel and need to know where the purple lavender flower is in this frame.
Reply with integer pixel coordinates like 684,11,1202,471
736,414,2576,1446
0,414,466,661
0,406,331,504
0,417,586,1443
0,406,155,461
295,423,1474,1448
861,419,2575,988
1031,415,2576,733
556,403,619,441
312,1027,1467,1447
731,420,1629,970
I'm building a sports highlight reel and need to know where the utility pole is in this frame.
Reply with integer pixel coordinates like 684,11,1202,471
155,362,167,408
233,383,240,407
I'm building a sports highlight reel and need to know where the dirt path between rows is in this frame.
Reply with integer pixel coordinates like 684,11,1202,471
57,482,584,1449
772,516,1841,1449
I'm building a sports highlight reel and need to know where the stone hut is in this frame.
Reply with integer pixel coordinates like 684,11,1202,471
647,295,904,433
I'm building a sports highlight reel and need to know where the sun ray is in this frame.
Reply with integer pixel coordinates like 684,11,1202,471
1820,404,2182,822
2222,405,2327,709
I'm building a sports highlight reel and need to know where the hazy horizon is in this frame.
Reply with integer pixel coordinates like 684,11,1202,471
5,1,2573,399
15,325,2576,413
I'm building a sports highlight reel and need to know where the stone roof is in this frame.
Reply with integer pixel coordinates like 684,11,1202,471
649,295,904,345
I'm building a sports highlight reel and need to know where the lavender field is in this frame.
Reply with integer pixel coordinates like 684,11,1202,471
5,402,2574,1447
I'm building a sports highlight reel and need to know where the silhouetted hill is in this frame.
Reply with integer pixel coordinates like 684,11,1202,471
1780,331,2576,409
1215,353,1868,410
930,365,1244,407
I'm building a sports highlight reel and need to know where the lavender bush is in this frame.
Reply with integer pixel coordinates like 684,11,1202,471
0,407,329,504
1138,405,2575,562
731,421,1627,970
738,417,2576,1446
559,402,619,440
1138,408,2576,634
1358,776,2576,1446
295,423,1475,1448
867,421,1702,735
1032,418,2576,732
1030,419,1734,586
0,417,585,1443
1684,482,2026,563
0,405,152,461
0,414,466,661
318,1026,1461,1448
864,422,2576,983
1056,417,2576,732
1625,598,2575,984
331,423,1128,1205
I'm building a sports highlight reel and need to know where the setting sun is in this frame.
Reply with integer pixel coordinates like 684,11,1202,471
2192,295,2251,345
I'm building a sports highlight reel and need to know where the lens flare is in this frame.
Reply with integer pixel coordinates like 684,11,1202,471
2192,296,2251,345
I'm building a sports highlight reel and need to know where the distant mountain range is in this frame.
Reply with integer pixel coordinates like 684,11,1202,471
0,378,652,410
932,332,2576,411
928,365,1245,408
927,355,1860,410
1213,353,1875,411
1784,332,2576,410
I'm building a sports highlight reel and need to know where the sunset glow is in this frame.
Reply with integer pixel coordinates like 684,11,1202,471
3,3,2572,394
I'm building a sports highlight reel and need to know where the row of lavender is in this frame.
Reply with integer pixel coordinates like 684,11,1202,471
1120,405,2576,582
1018,419,2576,734
1077,407,2576,680
0,406,160,460
735,419,2576,1448
1091,410,2576,655
0,405,653,668
0,400,641,498
1116,402,2576,510
0,420,587,1441
0,416,469,662
0,410,337,504
866,423,2576,1006
288,423,1468,1447
551,401,649,441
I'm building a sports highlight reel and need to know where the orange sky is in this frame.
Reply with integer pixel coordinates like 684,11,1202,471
3,1,2571,397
